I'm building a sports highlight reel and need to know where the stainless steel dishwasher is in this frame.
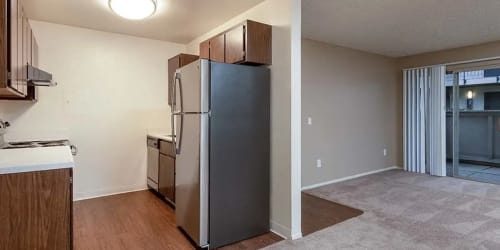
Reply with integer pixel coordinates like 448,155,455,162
147,137,159,191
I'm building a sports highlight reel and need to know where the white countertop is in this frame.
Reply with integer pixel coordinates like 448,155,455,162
0,146,74,174
147,132,173,142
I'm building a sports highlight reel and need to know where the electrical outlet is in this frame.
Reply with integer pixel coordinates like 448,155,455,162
316,159,322,168
307,117,312,125
383,149,387,156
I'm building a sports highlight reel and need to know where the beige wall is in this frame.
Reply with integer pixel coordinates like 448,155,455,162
0,21,185,200
301,39,400,188
398,41,500,69
186,0,301,238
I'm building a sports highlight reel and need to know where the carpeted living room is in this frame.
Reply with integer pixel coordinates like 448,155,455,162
285,0,500,249
268,170,500,249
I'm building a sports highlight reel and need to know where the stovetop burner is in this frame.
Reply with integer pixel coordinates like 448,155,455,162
1,139,71,149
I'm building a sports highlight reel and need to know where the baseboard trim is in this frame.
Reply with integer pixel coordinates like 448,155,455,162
291,232,303,240
270,220,291,239
302,166,402,191
74,185,148,201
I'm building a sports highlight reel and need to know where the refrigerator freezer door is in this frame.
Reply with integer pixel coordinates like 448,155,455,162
174,59,209,114
175,113,209,248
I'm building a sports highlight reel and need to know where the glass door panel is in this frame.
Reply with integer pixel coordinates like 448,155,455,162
451,69,500,183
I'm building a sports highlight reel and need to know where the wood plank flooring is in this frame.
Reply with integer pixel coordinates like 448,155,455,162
73,190,282,250
74,190,363,250
302,192,363,236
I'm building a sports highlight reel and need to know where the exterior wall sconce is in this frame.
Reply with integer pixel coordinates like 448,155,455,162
467,90,474,110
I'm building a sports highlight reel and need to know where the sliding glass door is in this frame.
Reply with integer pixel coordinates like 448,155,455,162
449,68,500,183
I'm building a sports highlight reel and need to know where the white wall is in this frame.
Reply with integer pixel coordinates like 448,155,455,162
0,21,185,200
301,39,400,188
186,0,302,239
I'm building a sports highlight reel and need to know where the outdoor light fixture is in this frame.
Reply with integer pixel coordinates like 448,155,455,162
109,0,157,20
466,90,474,110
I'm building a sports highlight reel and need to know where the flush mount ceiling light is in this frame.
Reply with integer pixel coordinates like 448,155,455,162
109,0,157,20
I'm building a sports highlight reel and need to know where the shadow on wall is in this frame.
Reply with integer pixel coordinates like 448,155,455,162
0,101,36,122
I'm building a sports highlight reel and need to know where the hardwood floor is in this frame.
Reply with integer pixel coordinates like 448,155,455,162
217,233,283,250
74,190,362,249
301,192,363,236
73,190,282,250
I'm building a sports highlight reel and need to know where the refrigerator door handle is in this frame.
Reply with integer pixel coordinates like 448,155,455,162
171,74,177,113
175,72,183,113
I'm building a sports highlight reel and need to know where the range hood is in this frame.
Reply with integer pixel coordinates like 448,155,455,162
27,65,57,87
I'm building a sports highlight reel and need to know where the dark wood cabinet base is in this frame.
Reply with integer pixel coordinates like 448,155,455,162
0,168,73,250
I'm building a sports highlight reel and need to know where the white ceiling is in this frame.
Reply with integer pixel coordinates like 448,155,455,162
23,0,265,44
303,0,500,57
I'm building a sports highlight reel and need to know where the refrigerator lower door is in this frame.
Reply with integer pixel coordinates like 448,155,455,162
175,113,209,248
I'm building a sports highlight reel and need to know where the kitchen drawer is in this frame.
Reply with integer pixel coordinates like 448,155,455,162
159,140,175,157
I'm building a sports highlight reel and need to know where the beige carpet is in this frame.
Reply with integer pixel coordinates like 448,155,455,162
265,169,500,249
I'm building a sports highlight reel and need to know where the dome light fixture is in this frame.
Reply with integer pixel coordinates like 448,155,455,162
109,0,157,20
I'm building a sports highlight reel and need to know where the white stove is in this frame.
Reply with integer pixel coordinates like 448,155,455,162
1,139,77,155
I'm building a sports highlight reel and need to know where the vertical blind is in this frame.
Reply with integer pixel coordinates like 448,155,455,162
403,66,446,176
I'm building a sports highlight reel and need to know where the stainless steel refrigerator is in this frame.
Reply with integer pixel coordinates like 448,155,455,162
171,59,270,249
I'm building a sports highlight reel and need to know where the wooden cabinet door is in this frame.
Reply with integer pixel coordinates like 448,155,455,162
0,0,8,87
246,20,272,65
179,54,199,67
199,40,209,60
209,34,225,63
159,154,175,203
16,0,23,95
24,16,31,67
9,0,19,93
20,13,28,95
168,56,180,106
0,169,72,250
225,24,245,64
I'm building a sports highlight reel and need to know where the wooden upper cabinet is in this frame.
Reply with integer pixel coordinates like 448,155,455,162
0,0,37,99
167,56,178,106
199,40,209,60
198,20,272,65
245,20,272,65
225,25,245,64
168,54,198,106
209,34,225,63
0,0,8,88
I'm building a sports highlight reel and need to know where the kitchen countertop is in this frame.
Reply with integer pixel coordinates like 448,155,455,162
0,146,74,174
147,132,173,142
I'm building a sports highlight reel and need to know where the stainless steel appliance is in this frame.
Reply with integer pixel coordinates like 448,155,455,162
147,137,159,191
172,59,270,249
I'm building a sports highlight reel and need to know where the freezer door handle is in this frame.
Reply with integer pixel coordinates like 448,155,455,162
171,73,177,112
174,72,183,113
